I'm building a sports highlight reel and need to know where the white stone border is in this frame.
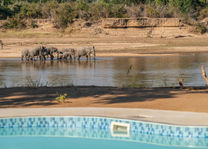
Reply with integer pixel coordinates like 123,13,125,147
0,107,208,126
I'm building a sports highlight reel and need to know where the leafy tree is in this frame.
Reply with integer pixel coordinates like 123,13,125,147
0,6,12,19
54,3,75,28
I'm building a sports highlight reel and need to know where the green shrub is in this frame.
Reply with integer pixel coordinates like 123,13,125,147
0,6,13,19
53,3,75,29
146,5,160,18
196,23,207,34
75,0,90,20
30,20,38,28
111,4,127,18
199,7,208,19
1,0,208,29
56,93,68,103
41,1,59,18
2,16,26,29
18,3,42,19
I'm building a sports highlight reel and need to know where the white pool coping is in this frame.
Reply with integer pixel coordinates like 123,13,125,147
0,107,208,126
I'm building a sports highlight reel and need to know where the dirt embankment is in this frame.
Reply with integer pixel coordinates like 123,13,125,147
0,17,208,58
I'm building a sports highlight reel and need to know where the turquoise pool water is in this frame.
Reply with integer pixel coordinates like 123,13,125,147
0,116,207,149
0,136,205,149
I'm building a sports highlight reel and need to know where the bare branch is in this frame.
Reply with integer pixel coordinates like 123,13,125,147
178,78,183,89
201,65,208,86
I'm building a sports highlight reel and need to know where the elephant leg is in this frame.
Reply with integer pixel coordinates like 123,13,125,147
57,53,59,60
39,55,43,61
69,55,72,60
42,56,45,61
78,55,81,61
50,54,54,60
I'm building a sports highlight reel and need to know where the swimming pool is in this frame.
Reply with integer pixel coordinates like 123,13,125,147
0,116,207,149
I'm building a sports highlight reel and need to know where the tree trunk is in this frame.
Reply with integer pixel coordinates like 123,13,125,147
1,0,4,6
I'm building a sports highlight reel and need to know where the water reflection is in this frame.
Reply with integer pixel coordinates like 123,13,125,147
0,53,207,88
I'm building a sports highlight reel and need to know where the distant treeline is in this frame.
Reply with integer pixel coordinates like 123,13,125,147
0,0,208,29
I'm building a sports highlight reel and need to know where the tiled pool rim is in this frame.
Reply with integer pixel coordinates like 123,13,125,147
0,116,208,148
0,116,208,138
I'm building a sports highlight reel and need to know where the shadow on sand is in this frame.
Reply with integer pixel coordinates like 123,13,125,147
0,86,207,108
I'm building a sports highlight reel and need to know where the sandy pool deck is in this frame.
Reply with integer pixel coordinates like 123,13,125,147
0,107,208,126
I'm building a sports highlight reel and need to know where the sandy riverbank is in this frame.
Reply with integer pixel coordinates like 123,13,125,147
0,86,208,113
1,31,208,58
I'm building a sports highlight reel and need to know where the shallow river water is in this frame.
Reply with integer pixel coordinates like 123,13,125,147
0,53,208,88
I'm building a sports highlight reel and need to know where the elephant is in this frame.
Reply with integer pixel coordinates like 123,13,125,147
21,46,47,61
21,48,30,61
28,46,47,61
0,40,3,49
45,46,59,60
59,48,75,60
75,46,96,60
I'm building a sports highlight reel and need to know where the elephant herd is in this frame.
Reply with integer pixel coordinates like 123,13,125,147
21,45,96,61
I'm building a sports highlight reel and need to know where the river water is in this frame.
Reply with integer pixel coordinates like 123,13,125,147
0,53,208,88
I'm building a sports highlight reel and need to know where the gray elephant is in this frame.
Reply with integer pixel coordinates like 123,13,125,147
21,46,47,61
0,40,3,49
75,46,96,60
21,48,30,61
45,46,59,60
29,46,47,61
59,48,75,60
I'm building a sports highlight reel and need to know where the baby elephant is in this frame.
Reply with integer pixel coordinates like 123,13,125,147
76,46,96,60
59,48,75,60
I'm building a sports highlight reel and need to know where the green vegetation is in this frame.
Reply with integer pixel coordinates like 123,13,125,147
0,0,208,32
56,93,68,103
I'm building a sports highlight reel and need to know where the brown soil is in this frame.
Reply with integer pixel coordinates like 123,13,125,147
0,86,208,113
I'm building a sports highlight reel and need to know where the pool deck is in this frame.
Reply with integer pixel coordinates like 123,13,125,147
0,107,208,126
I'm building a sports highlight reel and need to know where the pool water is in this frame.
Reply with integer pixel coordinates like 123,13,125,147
0,116,207,149
0,136,203,149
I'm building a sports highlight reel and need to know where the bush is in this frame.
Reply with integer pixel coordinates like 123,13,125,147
75,0,90,20
53,3,75,29
2,16,26,29
41,1,59,18
18,3,42,19
111,4,127,18
30,20,38,28
199,7,208,20
196,23,207,34
0,6,13,19
1,0,208,29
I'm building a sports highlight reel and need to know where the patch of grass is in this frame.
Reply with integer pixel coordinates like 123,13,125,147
56,93,68,103
0,30,62,38
25,77,48,88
